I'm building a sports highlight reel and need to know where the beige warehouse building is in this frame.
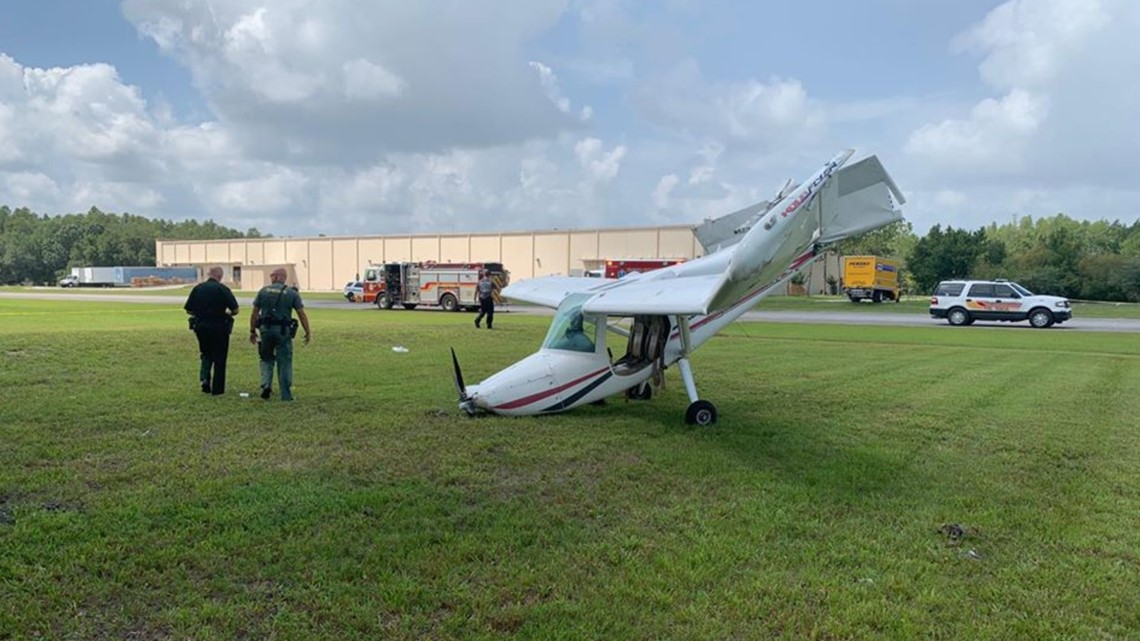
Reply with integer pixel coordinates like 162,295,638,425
155,223,841,294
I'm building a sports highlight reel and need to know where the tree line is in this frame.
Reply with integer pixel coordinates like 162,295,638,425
0,206,262,285
838,214,1140,302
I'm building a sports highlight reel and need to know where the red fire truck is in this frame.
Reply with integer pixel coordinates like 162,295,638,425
362,261,509,311
603,258,685,279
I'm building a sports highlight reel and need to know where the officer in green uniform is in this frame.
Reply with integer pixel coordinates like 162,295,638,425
249,268,312,400
184,266,239,395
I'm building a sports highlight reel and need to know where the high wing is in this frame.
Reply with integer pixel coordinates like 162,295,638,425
502,268,725,316
500,276,618,308
580,273,724,315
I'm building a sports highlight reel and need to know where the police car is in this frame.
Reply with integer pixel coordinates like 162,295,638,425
929,279,1072,328
342,280,364,302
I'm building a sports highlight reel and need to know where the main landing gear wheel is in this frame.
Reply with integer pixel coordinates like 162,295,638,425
685,400,717,426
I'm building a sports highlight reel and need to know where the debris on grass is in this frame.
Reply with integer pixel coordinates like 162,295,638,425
939,522,966,544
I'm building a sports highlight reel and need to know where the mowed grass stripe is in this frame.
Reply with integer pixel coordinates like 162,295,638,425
2,299,1139,640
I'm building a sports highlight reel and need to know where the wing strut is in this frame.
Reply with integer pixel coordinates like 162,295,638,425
675,316,717,426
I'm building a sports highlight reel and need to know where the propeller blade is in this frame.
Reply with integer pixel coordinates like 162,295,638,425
450,347,467,400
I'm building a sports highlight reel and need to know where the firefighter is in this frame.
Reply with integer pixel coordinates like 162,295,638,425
474,270,496,329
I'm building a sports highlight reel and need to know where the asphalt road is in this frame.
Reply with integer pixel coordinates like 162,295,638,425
4,291,1140,332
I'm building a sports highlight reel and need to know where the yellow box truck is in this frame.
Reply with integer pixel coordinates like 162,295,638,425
842,256,900,303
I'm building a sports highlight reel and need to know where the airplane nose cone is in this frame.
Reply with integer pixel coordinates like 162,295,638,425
471,353,557,412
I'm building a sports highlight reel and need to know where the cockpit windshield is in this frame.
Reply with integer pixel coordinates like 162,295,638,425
542,293,598,353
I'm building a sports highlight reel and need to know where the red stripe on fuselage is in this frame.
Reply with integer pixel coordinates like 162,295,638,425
493,365,611,410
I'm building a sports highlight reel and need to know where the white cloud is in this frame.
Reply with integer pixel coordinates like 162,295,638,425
903,0,1140,227
121,0,580,157
952,0,1112,90
71,181,165,212
652,173,679,209
208,167,310,213
342,58,405,101
905,89,1048,172
2,172,62,203
632,60,826,148
574,137,626,182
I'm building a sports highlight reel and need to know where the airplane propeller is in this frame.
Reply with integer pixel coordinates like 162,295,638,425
451,347,476,415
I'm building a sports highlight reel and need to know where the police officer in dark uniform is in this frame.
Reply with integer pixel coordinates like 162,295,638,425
184,266,240,395
249,267,311,401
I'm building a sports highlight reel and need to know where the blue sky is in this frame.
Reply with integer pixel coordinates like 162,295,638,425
2,0,1138,237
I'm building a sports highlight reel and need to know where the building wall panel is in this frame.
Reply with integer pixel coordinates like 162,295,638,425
309,239,334,291
246,241,264,266
263,240,287,265
659,228,699,258
439,236,469,263
500,235,534,280
569,232,599,271
533,234,570,276
227,242,248,265
469,236,500,262
384,237,412,262
598,229,658,259
205,243,229,263
286,240,310,289
332,239,359,283
358,238,384,265
411,236,440,262
189,244,207,264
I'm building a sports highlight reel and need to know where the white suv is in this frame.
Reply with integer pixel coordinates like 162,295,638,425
930,280,1072,328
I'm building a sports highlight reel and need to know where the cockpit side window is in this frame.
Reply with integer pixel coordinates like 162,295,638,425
542,294,599,353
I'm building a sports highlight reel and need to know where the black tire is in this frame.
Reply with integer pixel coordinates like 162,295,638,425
346,293,356,302
947,307,971,326
440,294,458,312
376,293,393,310
872,290,883,304
625,382,652,401
685,400,717,426
1028,308,1054,328
402,304,417,310
848,296,861,303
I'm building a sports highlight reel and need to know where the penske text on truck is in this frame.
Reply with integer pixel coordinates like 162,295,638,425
842,256,900,303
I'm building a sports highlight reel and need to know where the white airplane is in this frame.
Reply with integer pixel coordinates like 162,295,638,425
451,150,906,425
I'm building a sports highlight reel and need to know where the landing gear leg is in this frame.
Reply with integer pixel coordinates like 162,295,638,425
675,316,718,426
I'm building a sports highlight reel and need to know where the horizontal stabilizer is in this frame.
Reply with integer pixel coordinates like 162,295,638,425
817,155,905,245
692,201,771,253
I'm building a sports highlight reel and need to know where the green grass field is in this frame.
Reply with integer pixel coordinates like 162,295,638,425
2,299,1139,640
